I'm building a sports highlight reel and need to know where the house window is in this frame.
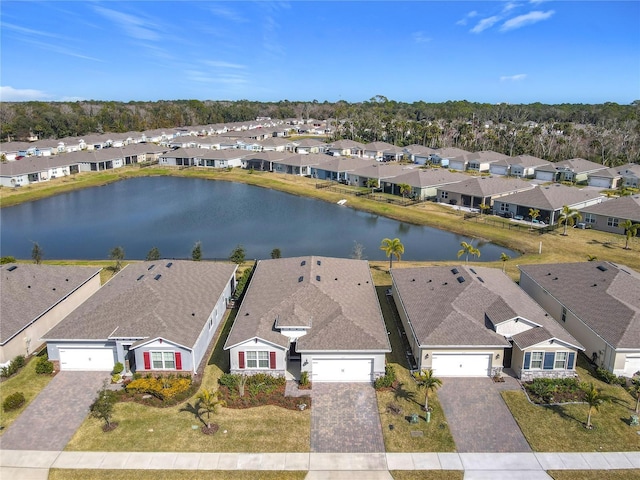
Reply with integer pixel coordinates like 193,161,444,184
246,351,269,369
554,352,568,369
440,191,448,199
530,352,544,369
151,351,176,369
584,213,596,224
500,203,509,212
607,217,619,227
561,307,567,322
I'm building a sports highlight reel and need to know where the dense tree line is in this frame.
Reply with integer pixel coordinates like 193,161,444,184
1,98,638,165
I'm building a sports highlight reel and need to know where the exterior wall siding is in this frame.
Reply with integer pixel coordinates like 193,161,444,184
134,339,194,373
228,340,287,377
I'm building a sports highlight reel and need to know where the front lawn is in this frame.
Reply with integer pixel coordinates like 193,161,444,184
375,287,456,453
65,308,310,452
0,353,55,432
502,357,640,451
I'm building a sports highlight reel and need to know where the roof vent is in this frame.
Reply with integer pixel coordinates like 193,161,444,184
477,277,484,283
457,276,465,283
411,278,415,282
148,264,155,271
469,268,477,274
597,265,608,272
553,277,558,280
443,282,448,286
301,261,306,266
298,276,304,282
316,275,321,281
317,260,321,266
166,262,173,268
592,283,597,287
7,265,17,272
137,275,144,281
154,274,162,281
451,268,459,275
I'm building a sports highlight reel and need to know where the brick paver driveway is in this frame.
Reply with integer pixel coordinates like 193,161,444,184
437,376,531,453
311,383,385,453
1,371,110,451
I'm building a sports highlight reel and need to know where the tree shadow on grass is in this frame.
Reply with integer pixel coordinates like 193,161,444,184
180,399,205,426
393,382,420,408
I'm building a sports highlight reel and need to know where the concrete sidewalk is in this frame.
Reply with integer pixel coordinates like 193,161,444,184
2,450,639,479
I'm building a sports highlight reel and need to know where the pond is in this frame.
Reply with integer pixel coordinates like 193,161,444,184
0,176,518,262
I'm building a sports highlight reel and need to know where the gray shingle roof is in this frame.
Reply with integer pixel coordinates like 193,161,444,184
1,264,101,344
224,256,391,353
43,261,237,349
388,168,468,188
519,262,640,349
391,266,580,348
580,195,640,222
438,176,535,197
495,184,605,210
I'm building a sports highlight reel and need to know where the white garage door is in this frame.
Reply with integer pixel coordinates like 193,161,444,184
431,353,491,377
312,359,373,383
59,348,115,371
624,356,640,377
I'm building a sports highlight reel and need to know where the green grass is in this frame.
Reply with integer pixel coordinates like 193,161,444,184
65,308,310,453
375,287,456,453
502,356,640,452
0,353,55,432
390,472,463,480
548,471,640,480
49,470,306,480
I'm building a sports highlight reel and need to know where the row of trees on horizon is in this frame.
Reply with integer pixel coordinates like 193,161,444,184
1,97,639,166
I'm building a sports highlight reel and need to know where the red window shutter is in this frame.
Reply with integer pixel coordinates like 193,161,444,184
239,351,245,369
175,352,182,370
269,351,276,369
143,352,151,370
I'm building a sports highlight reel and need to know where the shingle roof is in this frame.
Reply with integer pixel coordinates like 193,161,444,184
391,266,580,348
273,153,330,167
351,163,412,180
314,156,375,173
387,168,468,188
438,176,535,197
519,262,640,349
495,184,605,210
224,256,391,353
1,264,101,344
43,261,237,349
536,158,607,174
580,195,640,222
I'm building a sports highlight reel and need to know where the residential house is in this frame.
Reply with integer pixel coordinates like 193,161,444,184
159,147,248,168
43,261,237,373
311,156,376,183
579,195,640,234
325,139,365,157
77,148,126,172
362,142,403,162
588,164,640,189
390,266,582,380
1,264,101,366
403,145,439,165
490,155,551,178
244,151,295,172
449,150,509,173
535,158,608,184
381,167,468,201
258,137,290,152
291,138,327,155
0,155,81,187
272,153,329,176
224,256,391,383
429,147,470,168
347,163,410,188
492,184,605,224
519,262,640,377
436,176,535,209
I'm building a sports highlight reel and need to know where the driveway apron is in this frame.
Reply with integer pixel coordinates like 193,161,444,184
1,371,110,451
437,377,531,453
311,383,385,453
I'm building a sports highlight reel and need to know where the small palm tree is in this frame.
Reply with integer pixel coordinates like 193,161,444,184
500,252,510,272
529,208,541,223
582,382,606,429
380,237,404,269
621,219,640,250
457,241,481,264
558,205,582,236
413,368,442,412
196,388,226,429
398,183,411,199
366,178,378,194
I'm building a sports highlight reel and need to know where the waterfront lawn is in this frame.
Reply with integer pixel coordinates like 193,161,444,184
502,357,640,452
49,470,306,480
0,353,55,433
65,306,310,453
375,287,456,453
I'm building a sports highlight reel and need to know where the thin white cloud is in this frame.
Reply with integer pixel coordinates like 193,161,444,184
209,6,248,23
501,10,555,31
471,16,501,33
456,10,478,26
412,31,431,44
1,86,52,101
93,6,160,41
203,61,247,69
502,3,520,13
500,74,527,82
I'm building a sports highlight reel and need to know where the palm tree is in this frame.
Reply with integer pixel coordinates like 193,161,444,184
457,241,481,264
583,382,605,429
380,237,404,269
528,208,540,223
500,252,510,272
621,219,640,249
398,183,411,201
413,368,442,412
558,205,582,236
196,388,226,429
366,178,378,194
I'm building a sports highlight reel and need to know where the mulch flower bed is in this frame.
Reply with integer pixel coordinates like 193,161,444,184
219,384,311,410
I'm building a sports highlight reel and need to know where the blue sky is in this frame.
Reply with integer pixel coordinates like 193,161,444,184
1,1,639,104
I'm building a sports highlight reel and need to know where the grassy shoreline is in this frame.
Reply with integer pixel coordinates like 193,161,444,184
2,165,639,272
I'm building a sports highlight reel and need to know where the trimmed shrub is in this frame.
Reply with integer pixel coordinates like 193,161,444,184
125,376,192,400
35,355,54,375
299,371,310,387
112,362,124,375
3,392,26,412
595,367,618,384
0,355,27,378
374,365,396,390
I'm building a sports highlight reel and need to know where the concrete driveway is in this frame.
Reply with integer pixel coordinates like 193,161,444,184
311,383,385,453
437,376,531,453
1,371,110,451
